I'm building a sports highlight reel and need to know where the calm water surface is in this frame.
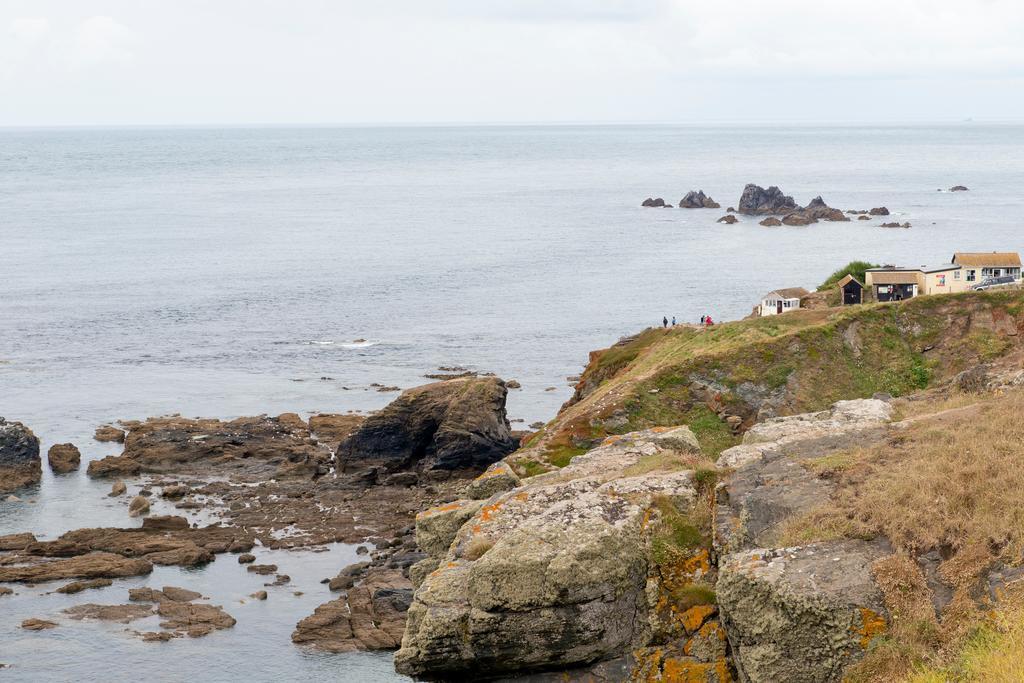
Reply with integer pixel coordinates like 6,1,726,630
1,124,1023,680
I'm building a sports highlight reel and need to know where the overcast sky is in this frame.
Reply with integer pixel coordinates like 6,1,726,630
2,0,1023,126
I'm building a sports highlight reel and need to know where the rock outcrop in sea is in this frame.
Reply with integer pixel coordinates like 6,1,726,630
0,418,41,493
737,184,798,215
679,190,720,209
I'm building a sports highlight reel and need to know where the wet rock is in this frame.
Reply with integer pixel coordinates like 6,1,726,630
238,553,256,564
47,443,81,474
90,413,328,480
857,215,871,220
329,561,371,591
162,586,203,602
0,532,37,551
718,540,890,681
0,417,41,493
141,515,190,531
56,578,113,594
759,217,782,227
505,379,521,389
641,197,667,207
308,414,365,450
880,221,911,228
128,495,151,517
465,461,521,500
109,480,127,497
0,552,153,583
251,590,268,600
337,377,517,474
949,185,968,192
21,618,58,630
781,212,815,226
868,206,889,215
293,568,411,652
737,184,798,215
247,564,278,575
64,603,155,623
157,601,236,636
678,190,720,209
717,215,738,224
161,484,189,499
94,425,126,443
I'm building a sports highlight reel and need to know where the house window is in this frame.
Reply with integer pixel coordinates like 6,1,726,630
954,270,961,280
967,270,976,282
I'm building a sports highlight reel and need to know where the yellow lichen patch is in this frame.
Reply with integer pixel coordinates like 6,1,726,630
854,607,887,649
602,434,625,446
478,500,504,522
651,426,673,433
680,605,716,634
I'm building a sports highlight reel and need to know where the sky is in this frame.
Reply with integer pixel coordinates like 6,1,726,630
1,0,1023,126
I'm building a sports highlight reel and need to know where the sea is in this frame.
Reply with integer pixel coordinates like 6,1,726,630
1,123,1023,681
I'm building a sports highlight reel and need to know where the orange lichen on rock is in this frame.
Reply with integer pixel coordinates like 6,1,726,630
416,501,464,519
854,607,887,649
680,605,716,634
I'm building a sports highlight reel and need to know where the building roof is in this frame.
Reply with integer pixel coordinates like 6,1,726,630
953,252,1022,268
870,271,922,285
921,264,961,273
836,274,863,288
765,287,810,299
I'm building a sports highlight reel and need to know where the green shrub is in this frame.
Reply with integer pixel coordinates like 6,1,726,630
819,260,879,290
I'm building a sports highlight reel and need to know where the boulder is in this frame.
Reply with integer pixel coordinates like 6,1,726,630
949,185,968,192
868,207,889,216
0,418,41,493
678,190,720,209
337,377,517,473
88,455,141,479
395,426,703,679
758,217,782,227
717,540,890,682
128,495,151,517
737,185,798,215
109,480,127,496
717,215,739,224
47,443,81,474
857,215,871,221
642,198,667,207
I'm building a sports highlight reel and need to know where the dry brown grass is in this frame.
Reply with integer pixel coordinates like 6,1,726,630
891,389,986,421
784,388,1024,680
463,537,495,561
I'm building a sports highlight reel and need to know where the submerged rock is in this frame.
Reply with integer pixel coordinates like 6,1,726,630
47,443,81,474
21,618,58,630
337,377,517,474
641,198,668,207
868,206,889,215
717,215,739,224
949,185,969,192
737,184,798,215
0,417,41,493
0,552,153,583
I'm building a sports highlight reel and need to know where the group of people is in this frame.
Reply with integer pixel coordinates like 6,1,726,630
661,315,714,328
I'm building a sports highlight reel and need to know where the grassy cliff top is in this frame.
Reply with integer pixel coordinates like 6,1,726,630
515,289,1024,474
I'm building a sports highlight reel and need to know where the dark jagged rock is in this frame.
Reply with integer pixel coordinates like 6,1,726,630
949,185,969,192
717,215,739,224
880,221,911,228
802,196,849,221
737,184,798,215
869,206,890,215
678,190,720,209
641,197,667,207
0,417,41,493
336,377,516,474
48,443,81,474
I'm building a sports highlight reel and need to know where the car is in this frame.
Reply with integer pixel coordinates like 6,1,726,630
971,275,1017,290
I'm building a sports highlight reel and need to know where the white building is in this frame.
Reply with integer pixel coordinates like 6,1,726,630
759,287,809,316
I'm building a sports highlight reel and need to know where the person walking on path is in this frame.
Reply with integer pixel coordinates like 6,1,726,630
700,315,706,324
705,315,714,326
671,316,676,326
662,316,668,328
